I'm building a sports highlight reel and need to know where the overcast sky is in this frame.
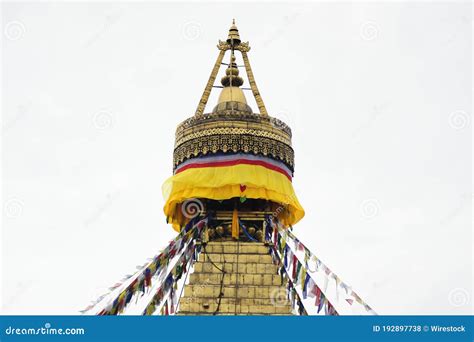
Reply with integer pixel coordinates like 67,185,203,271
1,1,472,315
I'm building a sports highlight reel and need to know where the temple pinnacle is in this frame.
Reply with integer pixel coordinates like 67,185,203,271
227,19,241,46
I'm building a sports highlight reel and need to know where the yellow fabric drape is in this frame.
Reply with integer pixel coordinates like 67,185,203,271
162,163,305,231
231,208,239,239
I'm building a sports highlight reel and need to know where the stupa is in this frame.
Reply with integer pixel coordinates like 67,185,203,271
86,21,375,317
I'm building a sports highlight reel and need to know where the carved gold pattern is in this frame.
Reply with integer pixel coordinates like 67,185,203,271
217,40,250,52
173,133,294,171
176,111,292,136
175,126,291,147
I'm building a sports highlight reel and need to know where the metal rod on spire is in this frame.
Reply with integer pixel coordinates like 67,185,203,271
241,51,268,116
194,50,226,116
194,20,269,116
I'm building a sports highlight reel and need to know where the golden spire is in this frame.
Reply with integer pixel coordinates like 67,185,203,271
227,19,241,46
194,20,268,116
216,52,247,105
215,20,247,106
221,54,243,87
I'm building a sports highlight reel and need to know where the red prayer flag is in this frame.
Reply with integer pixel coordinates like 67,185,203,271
315,287,322,306
309,279,318,298
292,255,298,279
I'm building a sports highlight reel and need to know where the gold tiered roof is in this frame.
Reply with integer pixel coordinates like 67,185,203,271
173,21,294,173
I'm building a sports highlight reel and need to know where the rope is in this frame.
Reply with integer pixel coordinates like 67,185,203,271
268,246,308,316
201,243,226,315
233,240,240,315
174,242,199,313
202,243,226,273
239,220,258,242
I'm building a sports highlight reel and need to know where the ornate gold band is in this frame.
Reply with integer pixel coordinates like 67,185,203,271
173,133,294,172
176,111,292,137
175,124,291,147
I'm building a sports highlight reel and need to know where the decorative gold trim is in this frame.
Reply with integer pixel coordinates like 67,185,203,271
175,125,291,147
235,42,251,52
217,40,229,51
176,112,292,137
173,133,294,171
217,40,250,52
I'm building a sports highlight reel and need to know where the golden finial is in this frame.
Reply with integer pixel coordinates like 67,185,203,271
221,54,243,87
227,19,240,46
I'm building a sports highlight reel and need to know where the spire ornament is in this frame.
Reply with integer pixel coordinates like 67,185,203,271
221,55,243,87
227,19,241,46
194,20,265,116
175,21,294,179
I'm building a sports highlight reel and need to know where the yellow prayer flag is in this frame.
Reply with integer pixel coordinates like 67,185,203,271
231,208,239,239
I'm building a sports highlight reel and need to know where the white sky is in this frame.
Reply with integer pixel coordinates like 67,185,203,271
1,1,472,315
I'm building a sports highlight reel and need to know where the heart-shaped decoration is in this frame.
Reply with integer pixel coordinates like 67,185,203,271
240,184,247,192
